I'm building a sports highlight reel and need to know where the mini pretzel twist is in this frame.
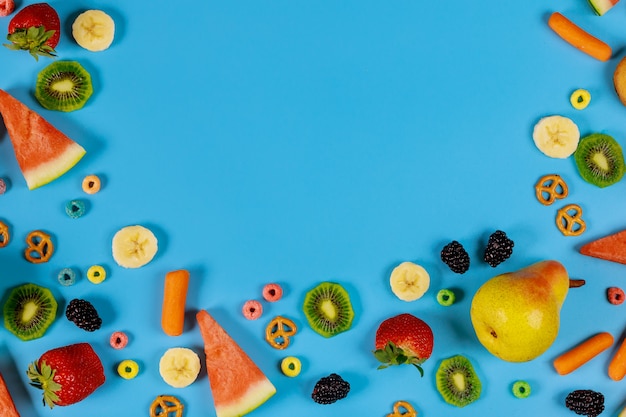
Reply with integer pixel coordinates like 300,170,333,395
24,230,54,263
0,221,9,248
387,400,418,417
150,395,184,417
556,204,586,236
265,316,297,350
535,174,568,205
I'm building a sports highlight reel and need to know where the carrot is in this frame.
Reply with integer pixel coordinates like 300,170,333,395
547,12,612,62
553,332,614,375
161,269,190,336
608,336,626,381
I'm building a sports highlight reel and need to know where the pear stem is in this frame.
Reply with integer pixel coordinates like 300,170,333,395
569,279,586,288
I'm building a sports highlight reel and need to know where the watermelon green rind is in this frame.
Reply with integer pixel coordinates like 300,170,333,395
23,143,86,190
196,309,276,417
587,0,620,15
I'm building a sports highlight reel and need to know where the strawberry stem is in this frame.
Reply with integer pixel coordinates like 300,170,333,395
4,26,57,61
373,341,425,377
27,361,61,408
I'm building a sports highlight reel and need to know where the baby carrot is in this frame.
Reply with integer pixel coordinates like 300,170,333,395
553,332,614,375
547,12,612,62
161,269,190,336
608,336,626,381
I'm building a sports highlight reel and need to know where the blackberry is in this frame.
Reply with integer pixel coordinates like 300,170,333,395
483,230,514,267
565,389,604,417
440,241,470,274
65,298,102,331
311,373,350,404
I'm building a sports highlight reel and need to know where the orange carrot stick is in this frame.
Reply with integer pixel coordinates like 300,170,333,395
553,332,614,375
547,12,612,62
608,336,626,381
161,269,190,336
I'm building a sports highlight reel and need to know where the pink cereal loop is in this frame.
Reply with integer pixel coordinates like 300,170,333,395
262,283,283,302
110,331,129,349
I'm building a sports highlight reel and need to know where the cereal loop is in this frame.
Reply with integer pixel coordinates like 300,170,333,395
24,230,54,263
150,395,184,417
535,174,568,206
0,220,9,248
265,316,297,350
82,174,101,194
387,400,418,417
556,204,586,236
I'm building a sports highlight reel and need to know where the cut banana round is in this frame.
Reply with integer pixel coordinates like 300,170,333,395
389,261,430,301
112,225,158,268
72,10,115,52
159,347,201,388
532,115,580,159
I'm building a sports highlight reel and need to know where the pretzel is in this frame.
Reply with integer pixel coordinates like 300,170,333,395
150,395,183,417
535,174,568,205
387,400,417,417
556,204,586,236
265,316,297,349
0,221,9,248
24,230,54,263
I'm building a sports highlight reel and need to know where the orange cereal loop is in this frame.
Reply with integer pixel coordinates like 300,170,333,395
150,395,183,417
82,174,101,194
387,400,418,417
265,316,297,350
0,220,9,248
535,174,568,206
556,204,586,236
24,230,54,263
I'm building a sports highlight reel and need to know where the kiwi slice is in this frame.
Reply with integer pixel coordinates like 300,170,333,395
436,355,482,408
302,282,354,337
35,60,93,112
3,283,58,341
574,133,625,188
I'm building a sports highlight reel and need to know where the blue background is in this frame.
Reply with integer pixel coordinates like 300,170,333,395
2,0,626,415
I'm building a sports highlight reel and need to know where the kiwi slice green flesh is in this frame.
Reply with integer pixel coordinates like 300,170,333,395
574,133,625,188
35,60,93,112
436,355,482,408
302,282,354,337
3,283,58,341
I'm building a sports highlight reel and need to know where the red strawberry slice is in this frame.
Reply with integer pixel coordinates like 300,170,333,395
4,2,59,60
373,313,434,376
27,343,105,408
0,0,15,17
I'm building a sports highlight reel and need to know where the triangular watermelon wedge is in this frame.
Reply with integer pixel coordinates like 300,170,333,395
0,371,20,417
0,89,86,190
580,229,626,264
196,309,276,417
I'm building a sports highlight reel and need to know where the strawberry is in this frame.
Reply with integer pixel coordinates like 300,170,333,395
4,2,60,60
0,371,20,417
373,313,434,376
27,342,105,408
0,0,15,18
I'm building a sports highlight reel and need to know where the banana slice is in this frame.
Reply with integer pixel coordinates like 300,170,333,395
532,115,580,158
159,347,201,388
389,261,430,301
111,225,158,268
72,10,115,52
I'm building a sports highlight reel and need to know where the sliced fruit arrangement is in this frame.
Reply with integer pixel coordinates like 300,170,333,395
587,0,620,15
72,10,115,52
0,370,20,416
435,355,482,408
159,347,201,388
27,342,105,408
111,225,158,268
532,115,580,159
574,133,625,188
302,281,354,337
580,229,626,264
3,283,57,341
196,309,276,417
35,61,93,112
0,89,86,190
4,2,59,60
373,313,434,376
389,261,430,301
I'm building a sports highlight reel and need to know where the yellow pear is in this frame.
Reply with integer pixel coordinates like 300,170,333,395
470,260,570,362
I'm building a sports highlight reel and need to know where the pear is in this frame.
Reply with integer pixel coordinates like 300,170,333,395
470,260,570,362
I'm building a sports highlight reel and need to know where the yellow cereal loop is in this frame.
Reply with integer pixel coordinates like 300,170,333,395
570,89,591,110
117,359,139,379
87,265,107,284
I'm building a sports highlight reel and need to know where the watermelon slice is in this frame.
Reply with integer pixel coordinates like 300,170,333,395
196,309,276,417
587,0,620,15
580,229,626,264
0,89,85,190
0,371,20,417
